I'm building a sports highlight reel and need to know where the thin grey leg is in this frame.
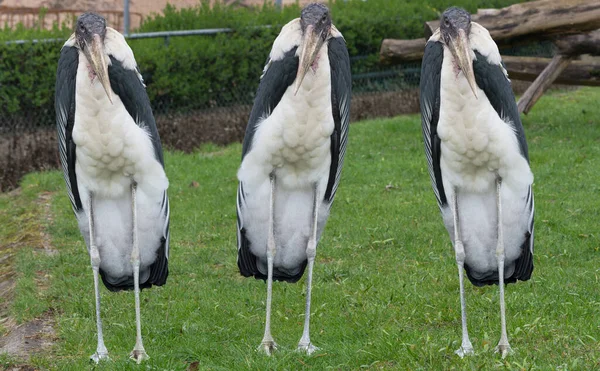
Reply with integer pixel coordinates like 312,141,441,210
297,183,320,355
88,193,110,363
129,183,149,363
258,173,277,355
453,189,474,358
494,178,512,358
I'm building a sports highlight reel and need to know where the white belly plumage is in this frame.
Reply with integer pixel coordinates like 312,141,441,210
438,53,533,274
238,51,334,272
72,57,168,280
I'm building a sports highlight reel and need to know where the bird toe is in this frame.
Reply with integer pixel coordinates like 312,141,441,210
495,343,512,358
90,351,110,363
297,342,319,355
454,345,474,358
257,341,278,356
129,348,150,364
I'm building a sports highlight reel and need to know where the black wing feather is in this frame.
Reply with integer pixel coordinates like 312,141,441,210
108,56,165,165
419,41,447,208
241,47,299,159
323,36,351,204
236,182,259,278
55,46,82,213
237,47,300,282
473,51,529,161
103,56,170,291
512,185,534,281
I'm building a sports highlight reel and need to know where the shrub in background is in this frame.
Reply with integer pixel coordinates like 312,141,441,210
0,22,70,125
0,0,527,125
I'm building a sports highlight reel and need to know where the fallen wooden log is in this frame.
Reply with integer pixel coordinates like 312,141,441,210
380,0,600,114
424,0,600,44
517,55,575,114
380,29,600,65
380,0,600,64
554,29,600,56
375,52,600,86
513,28,600,114
379,38,427,64
503,56,600,86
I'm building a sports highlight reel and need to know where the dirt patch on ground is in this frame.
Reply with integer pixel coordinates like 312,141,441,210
0,188,23,332
35,193,58,258
0,193,58,364
157,104,250,150
352,89,421,121
0,365,38,371
0,129,59,193
155,89,422,152
0,314,56,361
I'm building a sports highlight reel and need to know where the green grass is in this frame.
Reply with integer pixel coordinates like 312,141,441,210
2,87,600,370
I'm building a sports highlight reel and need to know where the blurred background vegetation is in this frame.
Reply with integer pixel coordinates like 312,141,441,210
0,0,527,120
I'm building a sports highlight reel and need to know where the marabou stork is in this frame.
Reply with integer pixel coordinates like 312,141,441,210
236,3,351,355
419,7,534,358
55,13,169,363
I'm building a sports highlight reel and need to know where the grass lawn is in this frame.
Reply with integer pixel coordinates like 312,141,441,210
1,87,600,370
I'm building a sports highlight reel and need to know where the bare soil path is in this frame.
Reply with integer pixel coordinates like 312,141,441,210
0,191,58,368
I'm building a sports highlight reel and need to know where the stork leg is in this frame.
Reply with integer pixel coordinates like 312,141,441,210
129,182,149,363
452,189,474,358
494,178,512,358
297,183,320,355
258,173,277,355
88,193,110,363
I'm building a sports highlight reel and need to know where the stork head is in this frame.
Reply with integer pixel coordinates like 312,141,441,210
440,7,477,98
75,13,112,103
294,3,332,95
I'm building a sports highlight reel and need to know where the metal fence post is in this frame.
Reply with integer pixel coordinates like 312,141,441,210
275,0,282,10
124,0,130,36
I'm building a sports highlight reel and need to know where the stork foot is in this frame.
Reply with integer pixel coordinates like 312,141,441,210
297,342,319,355
495,343,512,358
90,351,110,363
257,340,277,356
129,348,149,364
454,343,474,358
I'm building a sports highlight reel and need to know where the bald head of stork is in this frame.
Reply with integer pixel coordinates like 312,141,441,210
440,7,478,98
75,13,113,103
294,3,332,94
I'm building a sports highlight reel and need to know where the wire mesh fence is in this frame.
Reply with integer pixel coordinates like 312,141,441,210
0,32,556,192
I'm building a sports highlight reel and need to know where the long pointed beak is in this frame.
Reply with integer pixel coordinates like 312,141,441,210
84,34,112,104
294,25,325,96
450,29,477,98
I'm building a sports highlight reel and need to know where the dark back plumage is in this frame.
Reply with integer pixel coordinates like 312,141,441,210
55,46,83,213
419,40,447,209
472,51,529,161
323,36,351,203
108,57,166,165
241,48,299,160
